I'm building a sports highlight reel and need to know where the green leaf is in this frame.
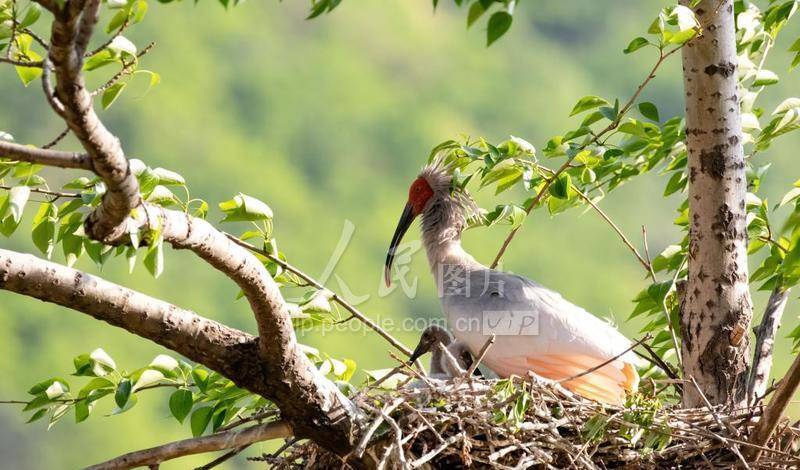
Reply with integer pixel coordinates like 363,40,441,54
84,240,113,268
28,378,69,396
486,11,512,47
114,379,132,408
152,167,185,186
14,58,42,87
169,389,193,424
84,50,117,72
190,406,214,437
219,193,273,223
570,96,610,117
143,237,164,278
102,83,127,110
23,394,52,412
79,377,114,397
74,400,91,423
20,4,42,28
133,369,164,392
753,70,779,87
108,36,137,56
90,348,116,374
26,408,48,424
624,37,649,54
62,233,84,268
191,368,209,392
105,9,128,34
150,354,179,373
467,1,485,27
111,393,138,415
549,173,571,199
132,69,161,97
638,102,660,122
32,217,56,258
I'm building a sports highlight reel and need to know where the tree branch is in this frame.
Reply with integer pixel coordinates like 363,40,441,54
27,0,363,453
0,248,359,453
45,0,140,242
0,56,44,67
0,140,91,169
748,287,790,403
226,234,419,364
746,349,800,459
85,421,291,470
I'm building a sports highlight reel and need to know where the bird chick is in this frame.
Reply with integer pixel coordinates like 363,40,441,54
410,325,480,378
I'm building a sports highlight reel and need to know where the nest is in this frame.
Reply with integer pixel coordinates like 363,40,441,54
267,375,800,469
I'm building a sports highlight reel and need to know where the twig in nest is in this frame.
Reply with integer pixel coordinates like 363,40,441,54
354,398,404,458
463,334,495,380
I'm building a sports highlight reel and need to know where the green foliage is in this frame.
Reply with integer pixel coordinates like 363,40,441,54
19,347,357,436
3,0,800,460
437,0,519,46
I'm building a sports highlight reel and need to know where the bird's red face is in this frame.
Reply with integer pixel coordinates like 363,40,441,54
384,176,434,287
408,177,434,216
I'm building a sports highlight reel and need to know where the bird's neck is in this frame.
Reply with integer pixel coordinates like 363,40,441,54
423,238,480,270
420,195,484,285
429,347,445,375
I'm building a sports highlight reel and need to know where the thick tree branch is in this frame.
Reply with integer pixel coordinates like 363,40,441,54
0,248,359,453
143,205,365,447
0,140,91,169
0,248,268,385
748,287,790,403
44,0,140,242
26,0,363,453
85,421,291,470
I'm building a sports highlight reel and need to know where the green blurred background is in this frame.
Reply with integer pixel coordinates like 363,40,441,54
1,0,799,467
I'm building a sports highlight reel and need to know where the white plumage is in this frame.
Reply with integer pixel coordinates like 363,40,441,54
386,162,642,404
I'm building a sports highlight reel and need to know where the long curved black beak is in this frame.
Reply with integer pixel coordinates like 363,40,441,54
384,202,416,287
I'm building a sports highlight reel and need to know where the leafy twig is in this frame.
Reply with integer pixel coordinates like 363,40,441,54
490,45,682,268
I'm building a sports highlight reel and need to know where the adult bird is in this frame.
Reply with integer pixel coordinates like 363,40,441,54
385,161,643,405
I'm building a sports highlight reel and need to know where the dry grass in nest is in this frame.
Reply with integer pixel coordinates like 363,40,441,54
263,374,800,469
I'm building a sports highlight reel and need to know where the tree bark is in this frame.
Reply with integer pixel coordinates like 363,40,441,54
0,249,360,454
85,421,291,470
680,0,753,408
748,287,789,403
22,0,364,454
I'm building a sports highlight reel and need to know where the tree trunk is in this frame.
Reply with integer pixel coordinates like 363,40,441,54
679,0,753,408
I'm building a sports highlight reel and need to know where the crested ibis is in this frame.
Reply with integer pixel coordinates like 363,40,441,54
385,162,643,405
410,324,480,378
